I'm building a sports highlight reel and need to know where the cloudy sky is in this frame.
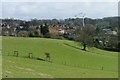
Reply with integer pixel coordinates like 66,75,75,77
1,0,119,20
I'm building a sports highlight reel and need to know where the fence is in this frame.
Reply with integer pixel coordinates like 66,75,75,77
5,50,118,72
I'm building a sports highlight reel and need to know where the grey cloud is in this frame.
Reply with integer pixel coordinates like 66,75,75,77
1,2,118,20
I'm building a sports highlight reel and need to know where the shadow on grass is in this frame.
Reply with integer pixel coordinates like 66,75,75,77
63,43,81,50
7,54,46,62
63,43,88,52
36,57,45,61
23,56,45,61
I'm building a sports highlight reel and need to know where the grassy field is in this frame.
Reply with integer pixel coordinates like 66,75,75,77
2,36,118,78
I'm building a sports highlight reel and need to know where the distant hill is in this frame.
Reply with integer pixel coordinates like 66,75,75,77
1,16,119,29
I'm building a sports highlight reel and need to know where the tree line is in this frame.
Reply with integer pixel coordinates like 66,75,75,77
1,17,119,52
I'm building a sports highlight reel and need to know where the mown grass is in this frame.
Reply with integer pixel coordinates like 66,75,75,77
2,36,118,78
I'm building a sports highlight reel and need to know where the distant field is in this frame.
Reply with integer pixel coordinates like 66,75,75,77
2,36,118,78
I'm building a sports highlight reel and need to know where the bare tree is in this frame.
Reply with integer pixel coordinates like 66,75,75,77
76,24,95,51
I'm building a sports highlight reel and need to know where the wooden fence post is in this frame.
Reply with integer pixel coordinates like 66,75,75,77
14,51,18,57
28,53,33,58
101,66,103,70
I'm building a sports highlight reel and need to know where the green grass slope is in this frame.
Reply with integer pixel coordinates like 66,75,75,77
2,37,118,78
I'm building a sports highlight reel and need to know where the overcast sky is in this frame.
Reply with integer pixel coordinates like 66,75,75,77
1,0,119,20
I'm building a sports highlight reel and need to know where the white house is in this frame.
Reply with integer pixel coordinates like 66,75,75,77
58,29,65,34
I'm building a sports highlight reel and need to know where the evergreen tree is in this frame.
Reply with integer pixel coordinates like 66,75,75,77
41,24,50,37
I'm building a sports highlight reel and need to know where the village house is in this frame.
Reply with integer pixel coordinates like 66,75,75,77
49,25,75,34
103,29,117,35
49,25,75,39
